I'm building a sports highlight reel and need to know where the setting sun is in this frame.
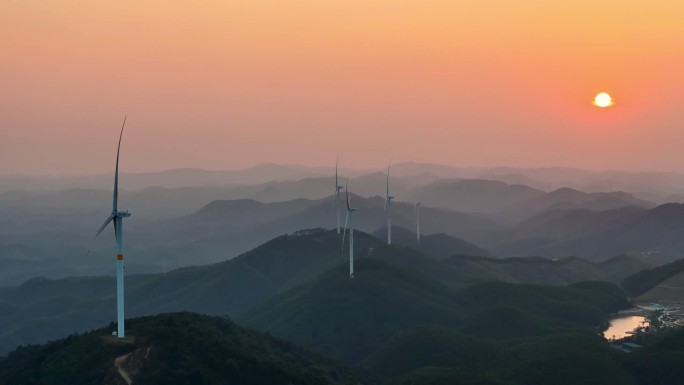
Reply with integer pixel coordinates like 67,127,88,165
594,92,613,108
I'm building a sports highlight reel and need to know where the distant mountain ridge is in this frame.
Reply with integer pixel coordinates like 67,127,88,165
372,226,495,259
497,187,654,223
6,162,684,197
0,181,672,287
491,203,684,262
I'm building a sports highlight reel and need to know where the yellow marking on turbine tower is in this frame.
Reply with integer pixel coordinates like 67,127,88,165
117,254,124,260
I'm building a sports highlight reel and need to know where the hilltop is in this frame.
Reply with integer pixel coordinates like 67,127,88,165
373,226,495,259
0,312,376,385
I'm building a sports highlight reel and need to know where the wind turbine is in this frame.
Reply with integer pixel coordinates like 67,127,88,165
415,181,422,243
384,161,394,245
93,117,131,339
333,156,344,234
342,179,358,278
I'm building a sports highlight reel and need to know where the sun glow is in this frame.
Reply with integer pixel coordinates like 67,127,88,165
594,92,613,108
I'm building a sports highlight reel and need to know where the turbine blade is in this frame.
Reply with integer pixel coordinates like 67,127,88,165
386,162,391,198
113,216,118,242
94,215,115,239
335,154,339,185
346,179,351,211
113,116,126,212
342,210,349,252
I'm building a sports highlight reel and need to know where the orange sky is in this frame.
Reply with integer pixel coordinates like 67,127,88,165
1,1,683,174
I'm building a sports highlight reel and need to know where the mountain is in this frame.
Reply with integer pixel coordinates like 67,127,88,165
0,164,334,192
597,254,651,283
239,259,629,365
0,229,385,354
7,163,684,199
134,194,503,267
4,270,683,385
149,198,319,241
391,163,684,200
5,227,684,385
419,179,545,213
1,227,640,355
489,204,684,262
365,282,634,384
239,258,466,364
622,258,684,298
6,311,683,385
5,167,675,286
444,255,622,285
372,226,496,259
0,191,503,285
479,167,684,198
385,326,684,385
498,187,654,224
635,269,684,304
441,252,646,286
0,312,377,385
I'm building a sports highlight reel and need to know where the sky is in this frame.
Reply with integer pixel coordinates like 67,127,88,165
2,0,684,175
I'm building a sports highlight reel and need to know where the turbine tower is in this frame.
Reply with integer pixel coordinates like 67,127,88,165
342,180,358,278
384,161,394,245
333,156,344,234
93,117,131,339
415,182,422,242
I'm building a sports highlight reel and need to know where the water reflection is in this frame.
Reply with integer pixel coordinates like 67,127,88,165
603,316,648,340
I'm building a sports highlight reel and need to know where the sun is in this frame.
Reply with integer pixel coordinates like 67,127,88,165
594,92,613,108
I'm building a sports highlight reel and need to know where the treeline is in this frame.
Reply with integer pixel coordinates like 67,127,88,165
0,313,378,385
621,258,684,297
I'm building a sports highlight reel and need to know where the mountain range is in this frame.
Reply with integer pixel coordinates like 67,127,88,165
3,224,684,384
0,229,653,355
6,163,684,199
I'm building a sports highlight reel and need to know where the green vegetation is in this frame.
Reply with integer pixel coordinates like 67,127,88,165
622,257,684,297
239,258,466,364
637,270,684,303
0,229,382,354
2,252,684,384
240,258,631,366
373,226,495,259
0,229,641,355
0,313,377,385
4,230,684,384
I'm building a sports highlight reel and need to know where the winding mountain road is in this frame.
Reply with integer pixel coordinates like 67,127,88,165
115,353,133,385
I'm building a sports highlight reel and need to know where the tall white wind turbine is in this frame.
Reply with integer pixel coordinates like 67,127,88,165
384,161,394,245
333,156,344,234
342,179,358,278
415,181,422,242
93,117,131,338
